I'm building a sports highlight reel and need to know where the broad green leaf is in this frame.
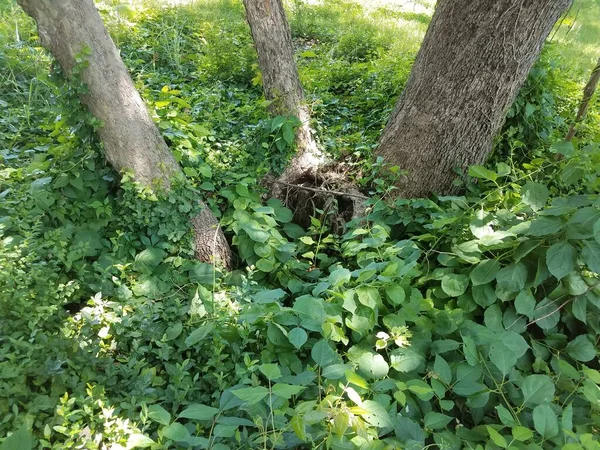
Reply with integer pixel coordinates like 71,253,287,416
322,364,351,380
521,182,549,211
126,433,156,448
527,216,563,236
469,165,497,181
533,404,559,438
385,285,406,305
394,417,425,444
253,288,286,304
272,383,304,399
566,335,595,362
515,289,536,318
148,404,171,426
550,139,574,156
185,322,215,347
486,426,508,448
470,259,500,286
356,286,380,309
178,404,219,421
582,240,600,274
135,247,165,272
496,262,527,292
0,426,33,450
358,400,394,428
329,267,351,286
496,405,517,426
441,273,469,297
358,352,389,379
434,355,452,384
566,207,600,240
453,381,487,397
259,364,282,380
232,386,269,404
240,220,270,242
161,423,190,442
512,426,533,441
424,412,453,430
311,339,337,366
287,327,308,349
390,348,424,373
546,241,576,279
521,375,555,406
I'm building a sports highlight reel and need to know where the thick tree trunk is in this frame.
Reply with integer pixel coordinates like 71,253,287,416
243,0,323,198
376,0,572,198
18,0,233,268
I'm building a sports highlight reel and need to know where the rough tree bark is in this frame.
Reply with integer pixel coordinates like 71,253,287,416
566,57,600,141
376,0,572,198
18,0,233,268
243,0,323,198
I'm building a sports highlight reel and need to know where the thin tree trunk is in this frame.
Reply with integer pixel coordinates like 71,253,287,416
566,57,600,141
376,0,572,198
243,0,323,198
18,0,233,268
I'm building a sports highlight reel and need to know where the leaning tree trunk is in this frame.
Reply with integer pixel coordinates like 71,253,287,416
376,0,572,198
18,0,233,268
566,57,600,141
243,0,322,198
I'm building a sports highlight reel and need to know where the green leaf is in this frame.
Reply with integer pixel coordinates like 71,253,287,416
527,216,563,236
178,404,220,421
561,161,584,185
512,426,533,441
288,327,308,349
185,323,215,347
358,352,389,379
424,412,453,430
256,258,275,272
521,375,555,406
148,404,171,425
533,404,559,438
259,363,282,380
126,433,156,448
469,165,497,181
496,404,517,426
322,364,351,380
486,426,508,448
496,262,528,292
566,335,596,362
521,182,549,211
434,355,452,384
453,381,487,397
546,241,576,280
311,339,337,366
135,247,165,272
161,422,190,442
582,240,600,274
356,286,380,309
385,285,405,305
359,400,394,428
240,220,270,242
0,426,33,450
232,386,269,404
550,140,574,157
390,348,424,373
395,417,425,444
441,273,469,297
515,289,536,318
272,383,304,399
282,122,295,145
329,267,351,286
253,288,286,304
566,207,600,239
470,259,500,286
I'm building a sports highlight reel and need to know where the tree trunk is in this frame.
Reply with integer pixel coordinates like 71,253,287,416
18,0,233,268
243,0,323,198
376,0,572,198
566,57,600,141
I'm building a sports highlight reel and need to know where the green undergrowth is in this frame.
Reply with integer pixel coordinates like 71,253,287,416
1,0,600,449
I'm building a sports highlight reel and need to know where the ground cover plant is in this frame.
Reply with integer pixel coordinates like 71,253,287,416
1,0,599,449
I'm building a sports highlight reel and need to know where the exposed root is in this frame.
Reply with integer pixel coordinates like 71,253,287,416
271,164,368,233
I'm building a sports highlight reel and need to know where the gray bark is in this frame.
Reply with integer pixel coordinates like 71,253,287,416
18,0,233,268
243,0,323,197
376,0,572,198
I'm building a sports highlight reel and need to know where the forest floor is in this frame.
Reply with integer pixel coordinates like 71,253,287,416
1,0,600,449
